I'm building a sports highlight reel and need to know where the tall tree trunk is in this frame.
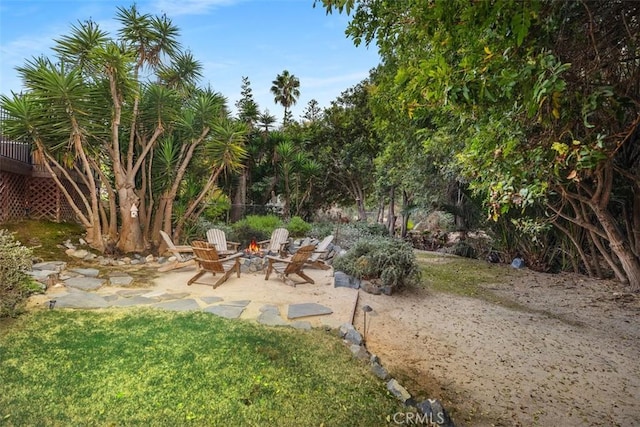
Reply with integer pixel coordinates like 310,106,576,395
400,189,412,238
116,188,144,253
230,171,247,222
387,186,396,236
591,204,640,290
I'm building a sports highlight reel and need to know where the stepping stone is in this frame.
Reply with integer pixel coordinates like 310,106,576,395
26,270,58,281
32,261,67,272
225,300,250,307
200,296,224,304
110,296,157,307
291,321,312,330
152,299,200,312
117,289,148,297
71,268,100,277
52,291,108,309
203,305,245,319
64,277,106,291
257,305,288,326
259,304,279,313
142,291,190,301
108,274,134,286
287,303,333,319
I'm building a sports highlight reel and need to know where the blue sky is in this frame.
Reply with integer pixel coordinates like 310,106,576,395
0,0,380,121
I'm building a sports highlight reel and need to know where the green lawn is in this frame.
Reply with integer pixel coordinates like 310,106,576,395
0,309,403,426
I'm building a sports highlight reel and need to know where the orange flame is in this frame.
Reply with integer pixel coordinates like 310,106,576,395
248,239,260,253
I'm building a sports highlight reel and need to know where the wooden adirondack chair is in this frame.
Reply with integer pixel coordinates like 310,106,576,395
158,230,195,272
306,234,334,270
264,244,316,287
258,227,290,256
206,228,240,257
188,241,242,288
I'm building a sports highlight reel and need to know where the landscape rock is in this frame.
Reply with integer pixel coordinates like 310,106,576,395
416,399,455,427
341,324,363,345
64,277,106,291
387,378,412,403
334,271,360,289
371,361,389,380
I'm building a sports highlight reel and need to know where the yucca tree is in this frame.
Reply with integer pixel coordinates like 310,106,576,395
270,70,300,126
173,118,248,238
149,88,228,246
0,6,203,253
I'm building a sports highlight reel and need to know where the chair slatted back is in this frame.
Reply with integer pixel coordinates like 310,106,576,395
206,229,227,253
284,244,315,274
309,235,334,262
267,228,289,254
191,241,225,273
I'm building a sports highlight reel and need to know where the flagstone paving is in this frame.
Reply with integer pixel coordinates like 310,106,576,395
31,261,355,329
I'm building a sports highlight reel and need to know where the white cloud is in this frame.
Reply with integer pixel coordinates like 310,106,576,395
151,0,241,16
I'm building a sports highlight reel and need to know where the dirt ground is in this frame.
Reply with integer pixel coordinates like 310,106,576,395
354,259,640,426
26,254,639,426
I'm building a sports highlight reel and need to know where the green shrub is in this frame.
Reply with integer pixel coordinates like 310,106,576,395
0,230,39,318
333,236,421,289
286,216,312,237
234,214,282,235
333,221,389,250
230,224,269,249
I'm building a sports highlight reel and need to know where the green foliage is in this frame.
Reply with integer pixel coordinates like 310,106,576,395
0,309,403,424
285,216,312,237
333,236,420,289
233,215,283,235
0,230,39,318
202,190,231,222
333,221,389,250
229,224,269,249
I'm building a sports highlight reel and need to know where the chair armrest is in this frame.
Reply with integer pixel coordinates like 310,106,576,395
227,241,240,250
257,239,270,246
224,252,244,261
174,245,194,252
265,255,292,264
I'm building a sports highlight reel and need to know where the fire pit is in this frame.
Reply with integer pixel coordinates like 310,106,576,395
244,239,264,258
240,239,266,273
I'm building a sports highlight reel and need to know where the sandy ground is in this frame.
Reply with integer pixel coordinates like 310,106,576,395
29,257,640,426
147,266,358,329
354,263,640,426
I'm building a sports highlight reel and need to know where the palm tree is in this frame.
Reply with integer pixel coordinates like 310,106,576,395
270,70,300,126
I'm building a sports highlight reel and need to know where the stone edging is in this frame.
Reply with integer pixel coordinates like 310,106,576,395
338,323,455,427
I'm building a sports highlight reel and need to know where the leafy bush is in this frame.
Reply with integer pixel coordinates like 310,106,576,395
0,230,39,317
285,216,312,237
233,215,283,235
333,236,421,289
332,221,389,250
230,224,269,249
